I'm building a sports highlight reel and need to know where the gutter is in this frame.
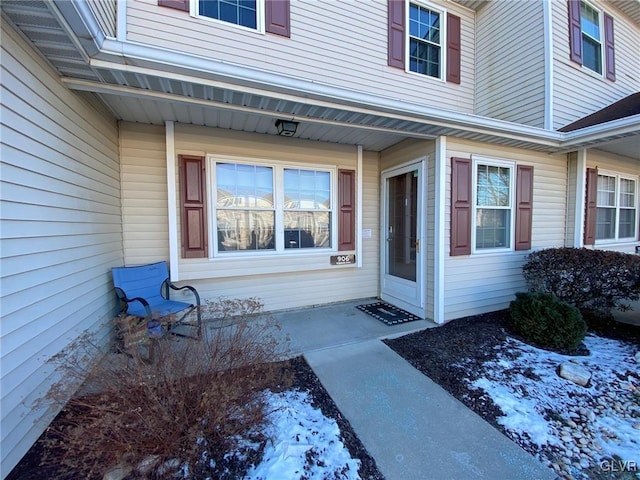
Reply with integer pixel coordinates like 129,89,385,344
95,38,564,145
559,114,640,151
52,0,106,56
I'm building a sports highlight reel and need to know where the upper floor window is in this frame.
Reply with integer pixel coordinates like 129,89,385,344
568,0,615,80
580,1,602,74
159,0,290,37
198,0,260,30
387,0,460,84
596,174,638,241
408,3,442,78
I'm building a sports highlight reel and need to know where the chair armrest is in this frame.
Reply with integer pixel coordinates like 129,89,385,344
115,287,153,319
166,282,201,307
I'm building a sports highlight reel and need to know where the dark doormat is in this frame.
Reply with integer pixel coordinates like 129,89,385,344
356,301,421,326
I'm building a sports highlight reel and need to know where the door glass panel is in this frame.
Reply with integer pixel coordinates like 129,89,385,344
387,171,418,282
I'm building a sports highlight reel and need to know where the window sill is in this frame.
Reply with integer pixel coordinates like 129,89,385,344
594,240,640,250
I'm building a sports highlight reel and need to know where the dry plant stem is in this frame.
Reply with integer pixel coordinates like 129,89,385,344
38,297,291,478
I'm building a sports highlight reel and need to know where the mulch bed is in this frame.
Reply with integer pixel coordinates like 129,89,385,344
7,356,383,480
384,309,640,436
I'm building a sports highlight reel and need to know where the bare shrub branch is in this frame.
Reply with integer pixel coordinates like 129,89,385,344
38,297,291,478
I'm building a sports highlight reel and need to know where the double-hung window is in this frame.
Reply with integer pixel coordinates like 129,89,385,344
408,2,443,79
568,0,615,80
473,160,515,251
197,0,261,30
213,159,333,255
580,1,602,74
596,174,638,241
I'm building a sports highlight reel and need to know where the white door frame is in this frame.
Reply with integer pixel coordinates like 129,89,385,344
380,158,427,318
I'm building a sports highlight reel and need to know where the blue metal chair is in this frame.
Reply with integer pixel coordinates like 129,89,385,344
112,261,201,338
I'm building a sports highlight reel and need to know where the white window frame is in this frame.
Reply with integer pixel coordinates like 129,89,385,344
471,156,516,254
406,0,447,81
192,0,265,34
580,0,604,76
595,171,639,243
208,155,337,258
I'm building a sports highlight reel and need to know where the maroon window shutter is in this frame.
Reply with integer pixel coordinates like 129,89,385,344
583,168,598,245
446,13,461,84
515,165,534,251
568,0,583,65
338,169,356,251
388,0,405,69
604,13,615,81
266,0,290,37
450,157,472,256
158,0,189,12
179,155,208,258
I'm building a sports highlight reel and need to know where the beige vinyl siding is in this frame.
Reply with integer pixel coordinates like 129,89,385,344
119,123,170,265
552,0,640,129
88,0,117,38
0,21,121,477
126,0,475,114
118,122,380,313
475,0,546,127
443,139,567,321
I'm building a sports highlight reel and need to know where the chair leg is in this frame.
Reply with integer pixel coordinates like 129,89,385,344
166,307,200,339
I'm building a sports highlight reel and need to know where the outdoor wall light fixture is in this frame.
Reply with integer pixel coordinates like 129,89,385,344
275,119,298,136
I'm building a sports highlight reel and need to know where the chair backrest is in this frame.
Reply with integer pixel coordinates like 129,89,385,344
112,261,169,304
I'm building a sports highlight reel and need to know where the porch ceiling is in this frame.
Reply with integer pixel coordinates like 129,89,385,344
2,0,639,158
95,91,409,152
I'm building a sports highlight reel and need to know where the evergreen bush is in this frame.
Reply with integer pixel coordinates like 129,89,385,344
509,291,587,351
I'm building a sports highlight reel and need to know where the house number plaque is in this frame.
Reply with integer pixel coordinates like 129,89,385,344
330,254,355,265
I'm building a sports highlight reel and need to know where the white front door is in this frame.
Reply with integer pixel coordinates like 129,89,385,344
381,161,426,317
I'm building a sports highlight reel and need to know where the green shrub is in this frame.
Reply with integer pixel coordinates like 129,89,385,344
522,247,640,315
509,291,587,351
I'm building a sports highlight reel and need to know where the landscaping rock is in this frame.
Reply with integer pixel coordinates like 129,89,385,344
558,362,591,387
103,464,132,480
635,352,640,364
137,455,161,475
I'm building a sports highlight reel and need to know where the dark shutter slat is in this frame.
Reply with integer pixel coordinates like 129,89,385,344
583,168,598,246
604,13,616,81
515,165,534,251
158,0,189,12
338,169,356,251
568,0,583,65
265,0,291,37
450,157,472,256
446,13,461,84
388,0,405,69
179,155,208,258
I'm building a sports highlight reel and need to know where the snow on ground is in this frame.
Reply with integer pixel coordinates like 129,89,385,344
469,334,640,479
243,390,361,480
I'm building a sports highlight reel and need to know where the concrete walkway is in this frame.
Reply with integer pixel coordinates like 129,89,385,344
270,299,556,480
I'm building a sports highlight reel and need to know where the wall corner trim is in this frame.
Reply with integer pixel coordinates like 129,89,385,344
166,121,179,281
